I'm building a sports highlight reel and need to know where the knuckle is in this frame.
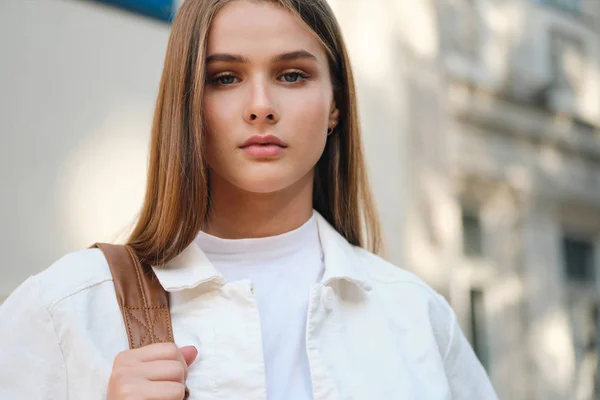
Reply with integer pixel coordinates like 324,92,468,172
109,366,137,393
118,383,137,399
171,383,186,399
173,362,186,378
164,360,185,382
108,380,135,400
164,343,180,359
112,366,129,382
113,350,129,366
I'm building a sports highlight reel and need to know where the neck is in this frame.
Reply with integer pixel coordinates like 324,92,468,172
204,171,315,239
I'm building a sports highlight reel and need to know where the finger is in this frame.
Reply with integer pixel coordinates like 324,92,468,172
133,343,184,363
141,381,187,400
141,360,187,383
180,345,198,367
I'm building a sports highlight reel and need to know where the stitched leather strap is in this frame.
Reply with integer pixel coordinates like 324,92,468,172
93,243,174,348
92,243,190,399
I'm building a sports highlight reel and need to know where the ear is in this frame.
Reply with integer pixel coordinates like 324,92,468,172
329,99,340,126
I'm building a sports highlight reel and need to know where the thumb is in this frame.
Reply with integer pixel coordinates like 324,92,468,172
180,345,198,367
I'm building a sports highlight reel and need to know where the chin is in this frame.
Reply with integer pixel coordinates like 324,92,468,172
235,176,295,194
229,165,310,194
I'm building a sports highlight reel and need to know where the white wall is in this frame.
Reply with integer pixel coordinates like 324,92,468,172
328,0,416,268
0,0,171,296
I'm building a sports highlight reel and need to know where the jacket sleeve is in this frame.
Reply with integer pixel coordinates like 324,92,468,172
441,301,498,400
0,276,68,399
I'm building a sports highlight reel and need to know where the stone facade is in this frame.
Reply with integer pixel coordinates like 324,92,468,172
397,0,600,398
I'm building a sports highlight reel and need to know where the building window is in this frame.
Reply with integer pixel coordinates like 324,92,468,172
563,235,596,282
446,0,479,58
537,0,581,14
470,289,489,371
592,306,600,398
462,209,483,258
549,30,585,95
572,303,600,398
90,0,175,22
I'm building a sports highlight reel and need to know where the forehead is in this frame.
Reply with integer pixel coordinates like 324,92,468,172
207,0,326,61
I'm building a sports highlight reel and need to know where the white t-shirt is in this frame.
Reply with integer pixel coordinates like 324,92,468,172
195,213,324,400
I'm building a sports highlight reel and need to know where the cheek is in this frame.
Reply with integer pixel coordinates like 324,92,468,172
203,94,232,138
287,91,330,150
202,95,237,161
202,124,225,176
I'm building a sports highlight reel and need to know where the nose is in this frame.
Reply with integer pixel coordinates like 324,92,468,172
244,80,279,125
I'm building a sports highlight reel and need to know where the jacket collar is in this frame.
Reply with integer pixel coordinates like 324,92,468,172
314,213,372,292
152,211,372,294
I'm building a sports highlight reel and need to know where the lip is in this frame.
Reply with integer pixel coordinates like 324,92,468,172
240,135,288,148
240,135,288,158
242,144,285,158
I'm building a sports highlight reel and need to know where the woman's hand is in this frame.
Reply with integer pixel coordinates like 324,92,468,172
107,343,198,400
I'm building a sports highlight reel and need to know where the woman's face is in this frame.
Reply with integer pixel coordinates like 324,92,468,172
203,0,339,194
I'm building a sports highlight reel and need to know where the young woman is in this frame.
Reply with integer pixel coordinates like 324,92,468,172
0,0,497,399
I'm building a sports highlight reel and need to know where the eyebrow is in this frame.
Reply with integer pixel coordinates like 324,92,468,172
205,50,318,65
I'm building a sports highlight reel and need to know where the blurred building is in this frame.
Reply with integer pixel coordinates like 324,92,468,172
1,0,600,399
421,1,600,399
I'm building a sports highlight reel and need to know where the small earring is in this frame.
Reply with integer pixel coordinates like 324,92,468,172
327,121,337,136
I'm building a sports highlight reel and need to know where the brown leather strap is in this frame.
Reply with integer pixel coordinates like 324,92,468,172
93,243,190,399
92,243,174,348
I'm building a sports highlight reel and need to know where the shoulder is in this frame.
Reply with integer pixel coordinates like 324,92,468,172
351,246,455,330
350,247,496,396
353,246,447,302
26,248,113,311
349,246,458,358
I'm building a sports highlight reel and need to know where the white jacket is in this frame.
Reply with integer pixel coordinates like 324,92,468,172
0,213,497,399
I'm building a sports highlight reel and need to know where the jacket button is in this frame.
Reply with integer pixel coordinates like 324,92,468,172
322,286,335,311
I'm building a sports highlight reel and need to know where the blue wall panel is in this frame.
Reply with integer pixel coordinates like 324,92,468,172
92,0,174,22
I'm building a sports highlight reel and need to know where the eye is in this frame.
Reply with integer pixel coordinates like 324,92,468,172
279,70,310,83
210,73,239,86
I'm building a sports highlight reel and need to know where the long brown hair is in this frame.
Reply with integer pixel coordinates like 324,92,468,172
128,0,382,265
